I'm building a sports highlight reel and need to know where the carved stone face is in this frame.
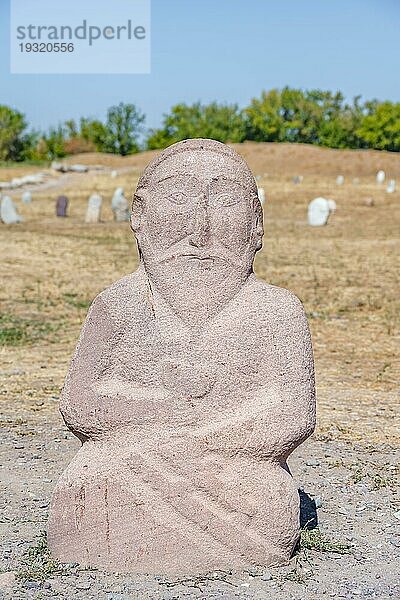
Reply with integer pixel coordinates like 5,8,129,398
132,142,263,275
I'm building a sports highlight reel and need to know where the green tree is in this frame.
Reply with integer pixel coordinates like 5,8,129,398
284,88,334,144
317,96,363,149
244,89,286,142
79,117,107,150
244,88,370,149
64,119,78,139
280,87,311,143
356,101,400,151
0,105,28,161
101,103,145,155
41,126,67,159
146,102,247,149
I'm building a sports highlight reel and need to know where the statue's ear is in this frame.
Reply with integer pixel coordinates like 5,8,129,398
131,191,145,232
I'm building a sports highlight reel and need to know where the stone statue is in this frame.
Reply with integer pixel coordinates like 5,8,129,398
308,197,336,227
85,193,102,224
48,139,316,575
111,187,130,222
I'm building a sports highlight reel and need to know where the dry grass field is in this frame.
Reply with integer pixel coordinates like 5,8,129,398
1,142,399,446
1,142,399,598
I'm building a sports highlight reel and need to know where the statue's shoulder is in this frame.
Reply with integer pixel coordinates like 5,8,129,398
250,276,306,321
90,268,149,323
100,269,145,301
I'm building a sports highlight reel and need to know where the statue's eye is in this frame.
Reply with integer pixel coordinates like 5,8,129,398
211,192,241,207
167,191,188,205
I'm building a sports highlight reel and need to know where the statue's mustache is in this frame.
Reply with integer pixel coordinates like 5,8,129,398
142,237,243,270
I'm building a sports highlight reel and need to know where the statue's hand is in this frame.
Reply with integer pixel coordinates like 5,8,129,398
193,384,315,461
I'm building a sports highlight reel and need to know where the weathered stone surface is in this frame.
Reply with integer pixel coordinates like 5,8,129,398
386,179,396,194
56,195,68,217
52,161,65,172
111,187,129,222
376,170,385,184
69,164,88,173
0,196,22,224
111,187,124,210
308,197,335,226
327,199,337,212
52,162,88,173
48,139,316,575
21,191,32,204
85,193,102,223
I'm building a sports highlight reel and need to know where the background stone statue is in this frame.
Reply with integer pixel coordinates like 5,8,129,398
111,187,130,222
48,138,316,575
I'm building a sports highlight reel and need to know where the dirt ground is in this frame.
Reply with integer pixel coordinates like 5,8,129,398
0,142,399,599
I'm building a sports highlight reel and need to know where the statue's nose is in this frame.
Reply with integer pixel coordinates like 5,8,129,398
188,196,210,247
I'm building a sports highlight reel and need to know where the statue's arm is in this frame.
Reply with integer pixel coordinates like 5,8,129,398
197,292,316,460
59,294,118,440
60,292,169,440
256,291,316,458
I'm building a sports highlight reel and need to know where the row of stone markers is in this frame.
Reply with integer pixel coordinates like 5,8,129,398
57,188,130,222
0,187,131,224
292,170,396,191
335,171,396,192
0,182,393,226
0,190,331,226
75,187,130,222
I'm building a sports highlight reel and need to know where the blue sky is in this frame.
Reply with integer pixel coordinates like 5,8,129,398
0,0,399,133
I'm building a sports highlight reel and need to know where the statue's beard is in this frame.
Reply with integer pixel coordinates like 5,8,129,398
140,241,254,327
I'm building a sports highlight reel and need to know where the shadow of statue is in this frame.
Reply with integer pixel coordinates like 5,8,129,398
299,488,318,530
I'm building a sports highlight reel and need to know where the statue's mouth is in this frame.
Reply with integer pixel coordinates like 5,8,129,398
178,254,216,270
181,253,213,261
